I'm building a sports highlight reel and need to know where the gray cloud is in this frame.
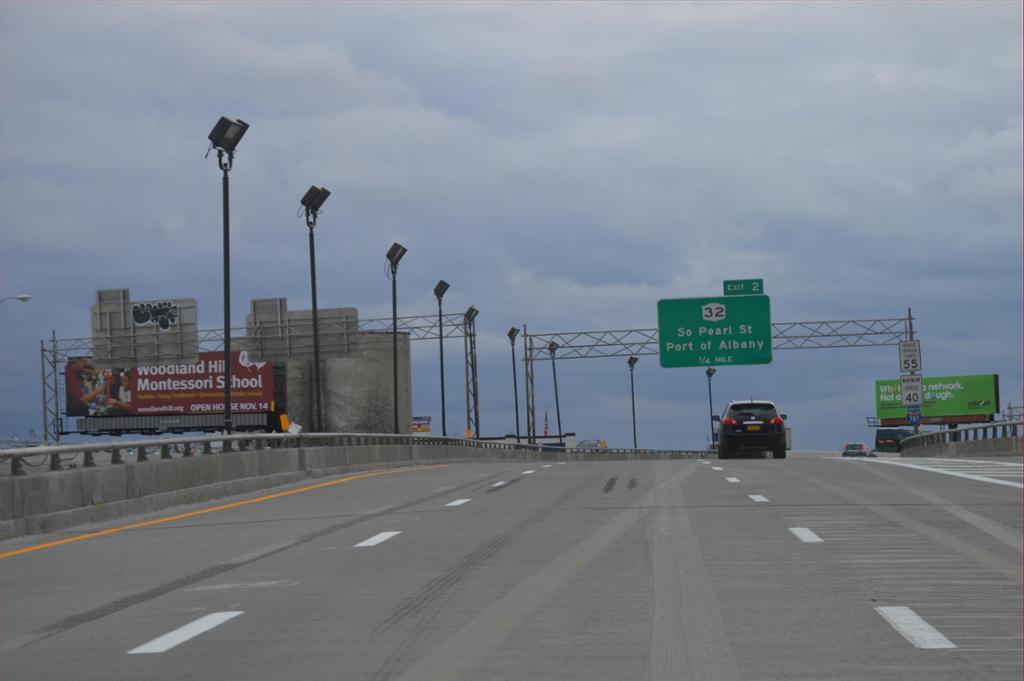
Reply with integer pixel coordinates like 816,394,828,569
1,1,1020,447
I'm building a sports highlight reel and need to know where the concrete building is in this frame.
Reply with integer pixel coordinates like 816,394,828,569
244,298,412,434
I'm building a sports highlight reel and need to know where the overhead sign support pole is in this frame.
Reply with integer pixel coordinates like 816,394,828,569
524,328,536,444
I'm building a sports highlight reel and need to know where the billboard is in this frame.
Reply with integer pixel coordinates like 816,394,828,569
90,288,200,367
412,416,432,434
65,351,274,417
875,374,999,421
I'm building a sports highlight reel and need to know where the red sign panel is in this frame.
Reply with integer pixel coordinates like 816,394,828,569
65,352,274,417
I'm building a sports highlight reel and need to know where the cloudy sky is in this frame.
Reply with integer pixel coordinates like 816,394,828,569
1,1,1020,449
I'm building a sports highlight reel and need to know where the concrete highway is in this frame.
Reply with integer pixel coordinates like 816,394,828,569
1,451,1020,680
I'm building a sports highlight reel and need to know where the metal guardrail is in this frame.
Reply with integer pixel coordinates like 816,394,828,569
901,421,1022,452
0,433,707,476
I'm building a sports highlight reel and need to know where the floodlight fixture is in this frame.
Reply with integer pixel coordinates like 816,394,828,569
207,115,249,433
508,327,519,343
434,279,450,301
208,116,249,154
435,280,450,436
464,306,479,323
300,186,331,214
627,356,639,447
299,185,331,431
386,242,407,268
706,367,717,451
548,341,563,443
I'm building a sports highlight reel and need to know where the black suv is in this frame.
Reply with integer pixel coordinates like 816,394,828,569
717,400,787,459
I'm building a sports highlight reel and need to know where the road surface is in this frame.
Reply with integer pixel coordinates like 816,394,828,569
2,451,1020,680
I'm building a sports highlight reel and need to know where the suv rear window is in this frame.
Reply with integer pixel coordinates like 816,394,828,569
726,403,778,420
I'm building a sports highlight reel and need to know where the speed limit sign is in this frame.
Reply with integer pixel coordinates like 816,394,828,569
898,341,922,373
901,374,922,407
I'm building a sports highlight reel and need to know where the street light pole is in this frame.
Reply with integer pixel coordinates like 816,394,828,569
509,327,521,442
208,116,249,435
300,186,331,433
0,294,31,306
386,242,407,435
627,355,638,449
548,341,563,445
706,367,717,449
434,280,449,437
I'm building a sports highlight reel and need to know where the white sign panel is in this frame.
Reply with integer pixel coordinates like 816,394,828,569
898,340,922,373
900,375,923,407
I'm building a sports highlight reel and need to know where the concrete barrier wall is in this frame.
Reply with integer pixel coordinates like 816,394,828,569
902,437,1021,458
0,444,703,540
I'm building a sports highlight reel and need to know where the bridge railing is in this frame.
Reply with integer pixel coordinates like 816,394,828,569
900,421,1022,453
0,433,705,476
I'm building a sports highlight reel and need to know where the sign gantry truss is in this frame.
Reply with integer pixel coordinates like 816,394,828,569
520,314,913,443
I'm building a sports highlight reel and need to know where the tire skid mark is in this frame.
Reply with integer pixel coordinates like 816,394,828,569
368,472,601,679
485,477,520,493
603,477,618,494
628,478,638,490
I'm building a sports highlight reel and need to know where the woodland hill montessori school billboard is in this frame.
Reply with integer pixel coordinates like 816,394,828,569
65,352,274,417
875,374,999,424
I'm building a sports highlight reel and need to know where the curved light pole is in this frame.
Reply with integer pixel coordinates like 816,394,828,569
706,367,717,449
0,294,31,305
208,116,249,434
386,242,407,434
627,355,639,449
434,279,449,436
300,185,331,432
548,341,563,445
508,327,521,442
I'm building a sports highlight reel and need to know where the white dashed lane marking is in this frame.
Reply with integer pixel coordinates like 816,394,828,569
354,531,401,547
522,470,535,475
789,527,824,543
726,477,740,483
748,494,770,502
712,467,723,471
875,606,957,649
128,612,243,654
445,499,471,507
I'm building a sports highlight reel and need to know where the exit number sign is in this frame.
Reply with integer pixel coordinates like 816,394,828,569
723,279,764,296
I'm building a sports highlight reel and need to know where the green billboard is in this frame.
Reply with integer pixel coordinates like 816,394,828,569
875,374,999,419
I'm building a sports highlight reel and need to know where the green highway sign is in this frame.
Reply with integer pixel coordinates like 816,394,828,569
657,295,773,368
723,279,764,296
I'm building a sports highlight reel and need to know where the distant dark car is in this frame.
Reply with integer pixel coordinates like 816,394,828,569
842,442,872,457
717,400,787,459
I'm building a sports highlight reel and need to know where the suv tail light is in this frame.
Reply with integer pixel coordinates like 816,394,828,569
770,416,784,425
721,417,737,426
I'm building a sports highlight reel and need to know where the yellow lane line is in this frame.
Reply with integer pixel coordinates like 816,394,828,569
0,464,448,560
